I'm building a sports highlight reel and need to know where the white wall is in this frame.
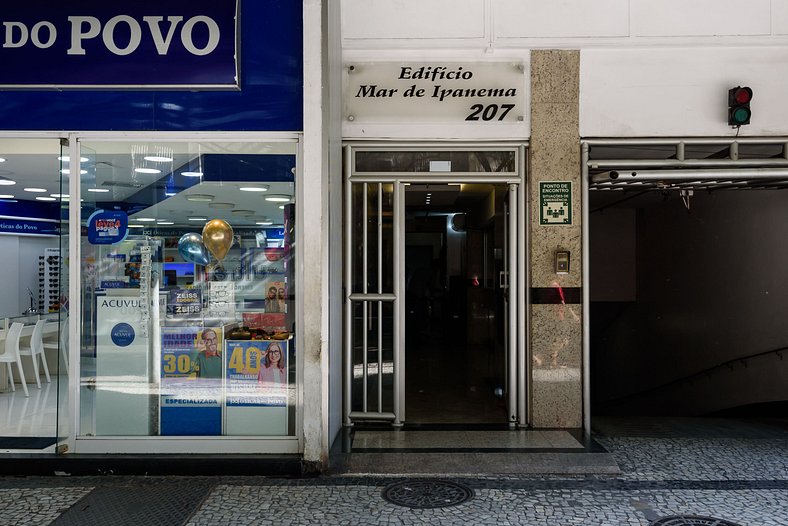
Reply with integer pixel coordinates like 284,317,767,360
580,47,788,137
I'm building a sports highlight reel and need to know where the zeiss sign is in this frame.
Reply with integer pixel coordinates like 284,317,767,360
0,0,238,89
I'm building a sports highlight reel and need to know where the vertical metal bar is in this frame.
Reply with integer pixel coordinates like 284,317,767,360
66,135,81,452
362,183,368,413
581,142,592,438
730,141,739,161
507,183,518,427
676,141,685,162
343,146,353,426
503,199,509,410
517,145,528,427
377,183,383,413
393,181,404,426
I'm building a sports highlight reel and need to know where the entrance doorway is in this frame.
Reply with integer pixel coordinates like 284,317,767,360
404,183,507,423
344,146,528,428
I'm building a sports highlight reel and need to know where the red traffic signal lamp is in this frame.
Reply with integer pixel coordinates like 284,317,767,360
728,86,752,126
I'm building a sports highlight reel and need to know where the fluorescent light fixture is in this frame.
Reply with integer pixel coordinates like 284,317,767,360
128,224,145,228
186,194,214,202
51,194,70,198
188,217,208,221
265,194,291,202
24,187,47,193
0,157,5,163
135,218,156,222
256,220,274,226
181,171,203,177
87,188,110,193
36,196,57,201
144,155,173,163
58,156,89,162
209,202,234,210
0,194,14,199
0,178,15,186
165,192,177,197
231,209,255,216
239,186,269,192
279,205,285,210
134,167,161,174
60,169,88,175
157,221,174,225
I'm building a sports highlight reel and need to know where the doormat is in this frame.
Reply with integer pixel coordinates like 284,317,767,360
0,437,56,449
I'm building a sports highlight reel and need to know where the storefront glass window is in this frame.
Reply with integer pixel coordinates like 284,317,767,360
78,141,297,438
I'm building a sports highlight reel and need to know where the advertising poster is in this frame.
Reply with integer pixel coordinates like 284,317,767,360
159,326,223,436
87,210,128,245
167,289,202,318
94,292,150,435
225,340,288,407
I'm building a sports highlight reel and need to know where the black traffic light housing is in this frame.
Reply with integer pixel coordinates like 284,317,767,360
728,86,752,126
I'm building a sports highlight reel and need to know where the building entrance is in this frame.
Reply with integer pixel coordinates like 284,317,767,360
344,146,528,427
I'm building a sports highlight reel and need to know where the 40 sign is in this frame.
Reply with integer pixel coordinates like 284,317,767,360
0,0,238,88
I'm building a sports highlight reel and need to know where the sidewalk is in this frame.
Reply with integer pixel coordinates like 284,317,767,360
0,417,785,526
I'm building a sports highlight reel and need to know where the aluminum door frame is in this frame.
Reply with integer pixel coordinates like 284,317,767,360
343,144,528,427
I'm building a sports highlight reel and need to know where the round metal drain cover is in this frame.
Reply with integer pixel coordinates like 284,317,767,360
382,479,474,509
650,517,743,526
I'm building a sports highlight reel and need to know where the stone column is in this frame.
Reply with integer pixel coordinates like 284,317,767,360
529,50,582,428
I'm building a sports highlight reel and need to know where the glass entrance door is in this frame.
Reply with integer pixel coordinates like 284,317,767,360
345,147,526,427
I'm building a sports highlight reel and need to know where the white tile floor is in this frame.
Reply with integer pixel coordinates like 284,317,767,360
0,375,66,437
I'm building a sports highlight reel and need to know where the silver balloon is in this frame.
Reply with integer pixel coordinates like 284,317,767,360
178,233,210,266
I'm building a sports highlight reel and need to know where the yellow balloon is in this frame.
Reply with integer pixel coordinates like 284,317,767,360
202,219,234,261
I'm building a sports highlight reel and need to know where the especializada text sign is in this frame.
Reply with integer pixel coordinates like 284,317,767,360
0,0,238,88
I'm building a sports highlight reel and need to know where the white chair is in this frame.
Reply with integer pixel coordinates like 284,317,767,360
19,319,51,388
0,322,29,397
43,316,68,373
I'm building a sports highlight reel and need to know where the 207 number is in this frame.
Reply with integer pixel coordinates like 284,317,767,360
465,104,515,121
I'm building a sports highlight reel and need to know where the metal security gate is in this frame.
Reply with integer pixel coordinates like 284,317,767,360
344,144,528,427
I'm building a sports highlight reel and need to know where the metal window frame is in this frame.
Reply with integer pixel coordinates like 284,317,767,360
344,142,529,427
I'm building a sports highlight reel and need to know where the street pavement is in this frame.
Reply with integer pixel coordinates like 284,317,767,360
0,418,786,526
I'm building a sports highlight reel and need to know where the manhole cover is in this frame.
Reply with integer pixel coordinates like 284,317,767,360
650,517,743,526
382,479,474,509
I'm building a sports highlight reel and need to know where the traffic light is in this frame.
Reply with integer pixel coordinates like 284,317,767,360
728,86,752,126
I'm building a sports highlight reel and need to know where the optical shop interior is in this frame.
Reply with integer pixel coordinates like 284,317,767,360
0,139,297,444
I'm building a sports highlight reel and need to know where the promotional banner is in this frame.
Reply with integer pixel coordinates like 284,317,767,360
94,291,150,435
87,209,128,245
159,326,223,436
0,0,238,88
225,340,288,407
166,288,202,318
0,217,59,237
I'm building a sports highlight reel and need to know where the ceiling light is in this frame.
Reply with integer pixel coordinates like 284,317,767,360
60,169,88,175
0,178,15,186
256,220,274,226
157,221,174,225
0,157,5,163
209,202,235,210
51,194,70,198
144,155,173,163
134,167,161,174
186,194,214,202
58,156,89,162
181,171,203,177
24,187,47,193
0,194,13,199
165,192,177,197
188,217,208,221
135,218,156,222
36,196,57,201
265,194,291,202
87,188,109,193
278,205,285,209
239,186,269,192
128,224,145,228
231,209,255,216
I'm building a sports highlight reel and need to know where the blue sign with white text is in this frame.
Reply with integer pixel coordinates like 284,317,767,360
0,217,59,236
0,0,238,88
87,210,128,245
